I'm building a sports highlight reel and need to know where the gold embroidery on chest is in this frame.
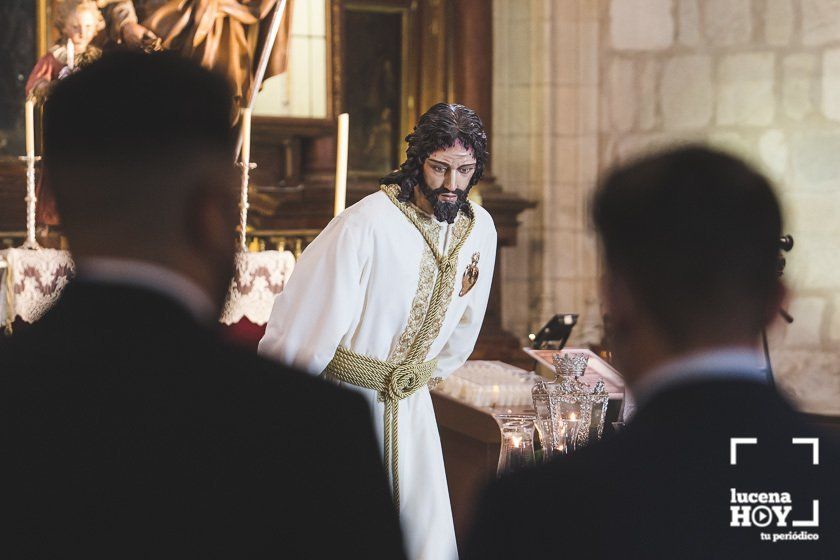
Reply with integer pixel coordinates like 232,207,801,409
381,184,473,364
389,244,436,363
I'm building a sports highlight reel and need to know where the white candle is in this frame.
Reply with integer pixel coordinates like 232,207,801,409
25,99,35,157
240,108,252,164
66,39,75,70
333,112,349,217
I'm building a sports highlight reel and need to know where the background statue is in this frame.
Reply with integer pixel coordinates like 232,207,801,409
145,0,293,104
26,0,106,228
27,0,104,101
94,0,162,50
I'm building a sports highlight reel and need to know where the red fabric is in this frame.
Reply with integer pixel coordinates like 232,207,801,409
25,53,65,97
34,179,60,227
219,318,267,353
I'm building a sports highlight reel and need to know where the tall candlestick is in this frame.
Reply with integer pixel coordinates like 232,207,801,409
240,108,252,164
25,99,35,158
333,113,349,217
237,107,254,251
66,39,75,70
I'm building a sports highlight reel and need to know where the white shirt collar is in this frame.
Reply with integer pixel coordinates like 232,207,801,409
75,257,217,324
627,346,768,415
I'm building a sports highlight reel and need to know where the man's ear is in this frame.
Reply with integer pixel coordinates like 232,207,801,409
600,270,637,333
184,183,237,255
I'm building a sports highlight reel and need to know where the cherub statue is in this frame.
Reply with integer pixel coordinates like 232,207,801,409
24,1,105,228
26,0,105,101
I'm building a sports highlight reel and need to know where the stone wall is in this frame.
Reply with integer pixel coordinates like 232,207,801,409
602,0,840,414
493,0,603,348
493,0,840,414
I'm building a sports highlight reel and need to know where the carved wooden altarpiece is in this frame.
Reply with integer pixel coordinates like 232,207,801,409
0,0,534,368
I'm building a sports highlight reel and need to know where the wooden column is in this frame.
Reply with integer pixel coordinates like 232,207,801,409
446,0,535,368
450,0,494,159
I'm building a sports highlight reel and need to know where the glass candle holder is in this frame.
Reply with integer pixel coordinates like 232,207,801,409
532,353,609,458
494,414,536,476
535,410,582,462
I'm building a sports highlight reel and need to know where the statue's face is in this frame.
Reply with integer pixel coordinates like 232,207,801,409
418,140,477,223
64,10,99,51
421,140,477,201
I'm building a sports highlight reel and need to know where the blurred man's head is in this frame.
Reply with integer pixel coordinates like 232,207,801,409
592,146,785,384
44,51,237,307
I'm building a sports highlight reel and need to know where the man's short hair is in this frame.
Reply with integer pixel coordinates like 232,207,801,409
43,50,234,234
592,146,782,348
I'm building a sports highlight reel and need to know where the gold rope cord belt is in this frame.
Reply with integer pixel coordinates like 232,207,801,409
324,185,476,508
324,348,437,508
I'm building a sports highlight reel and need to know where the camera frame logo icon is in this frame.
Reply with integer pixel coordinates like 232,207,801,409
729,437,819,529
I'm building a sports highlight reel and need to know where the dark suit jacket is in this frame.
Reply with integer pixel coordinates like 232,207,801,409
2,282,406,559
465,379,840,559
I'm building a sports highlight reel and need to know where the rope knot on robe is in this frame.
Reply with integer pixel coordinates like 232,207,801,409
388,363,427,401
324,347,437,509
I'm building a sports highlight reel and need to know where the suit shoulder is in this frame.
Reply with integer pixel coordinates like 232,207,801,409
217,344,368,409
493,435,624,497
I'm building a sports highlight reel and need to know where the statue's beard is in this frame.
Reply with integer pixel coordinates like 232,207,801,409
418,177,471,224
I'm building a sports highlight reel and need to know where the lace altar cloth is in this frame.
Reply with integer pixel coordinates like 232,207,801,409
0,248,292,328
0,248,75,327
220,250,295,326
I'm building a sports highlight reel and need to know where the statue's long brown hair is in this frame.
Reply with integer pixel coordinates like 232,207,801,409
381,103,488,215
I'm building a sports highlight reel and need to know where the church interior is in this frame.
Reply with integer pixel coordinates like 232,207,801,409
2,0,839,556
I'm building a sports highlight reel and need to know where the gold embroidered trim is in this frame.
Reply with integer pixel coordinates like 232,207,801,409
382,184,440,363
427,377,444,390
389,245,436,363
381,184,473,363
413,212,470,360
381,184,440,242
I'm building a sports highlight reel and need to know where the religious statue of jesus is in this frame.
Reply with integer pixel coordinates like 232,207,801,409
259,103,497,560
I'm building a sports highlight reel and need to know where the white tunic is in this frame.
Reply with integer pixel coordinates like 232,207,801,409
259,186,496,560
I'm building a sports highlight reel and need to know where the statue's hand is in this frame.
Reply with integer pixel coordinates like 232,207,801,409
121,22,157,50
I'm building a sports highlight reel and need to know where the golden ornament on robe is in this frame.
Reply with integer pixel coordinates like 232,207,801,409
460,252,480,297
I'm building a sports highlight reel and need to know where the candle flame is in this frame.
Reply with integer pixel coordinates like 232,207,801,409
511,435,522,448
569,412,577,421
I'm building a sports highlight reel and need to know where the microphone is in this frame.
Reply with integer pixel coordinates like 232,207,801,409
776,234,794,324
779,235,794,252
